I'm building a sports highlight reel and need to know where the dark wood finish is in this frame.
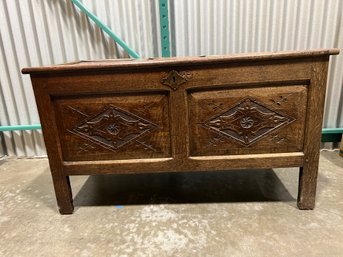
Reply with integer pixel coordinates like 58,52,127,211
188,84,307,156
22,49,339,214
53,93,171,161
297,58,330,210
22,48,339,74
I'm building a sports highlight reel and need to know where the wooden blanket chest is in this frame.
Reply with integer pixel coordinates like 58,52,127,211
22,49,339,214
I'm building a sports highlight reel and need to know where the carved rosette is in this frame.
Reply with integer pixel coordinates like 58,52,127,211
161,70,192,90
68,105,158,152
204,98,295,146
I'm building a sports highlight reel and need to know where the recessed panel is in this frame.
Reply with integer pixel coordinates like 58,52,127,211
54,92,171,161
188,84,308,156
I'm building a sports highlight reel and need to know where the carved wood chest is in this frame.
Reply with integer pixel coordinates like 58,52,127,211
22,49,339,214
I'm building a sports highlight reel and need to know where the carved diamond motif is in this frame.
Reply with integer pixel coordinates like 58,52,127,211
69,105,158,152
204,98,295,146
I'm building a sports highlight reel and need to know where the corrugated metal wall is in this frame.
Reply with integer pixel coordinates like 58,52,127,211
0,0,342,157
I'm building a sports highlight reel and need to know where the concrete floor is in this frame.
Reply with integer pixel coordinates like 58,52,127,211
0,151,342,257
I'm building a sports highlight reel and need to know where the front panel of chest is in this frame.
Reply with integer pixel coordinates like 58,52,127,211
188,84,308,156
53,92,171,161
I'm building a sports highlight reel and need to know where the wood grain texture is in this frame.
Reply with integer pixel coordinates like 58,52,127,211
63,152,304,175
30,77,74,214
53,93,171,161
22,48,339,74
22,50,338,214
188,84,308,156
297,57,330,210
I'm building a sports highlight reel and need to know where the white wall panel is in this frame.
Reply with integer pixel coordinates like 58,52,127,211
0,0,342,157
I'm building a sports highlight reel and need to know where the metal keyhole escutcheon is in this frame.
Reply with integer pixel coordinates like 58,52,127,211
160,70,193,91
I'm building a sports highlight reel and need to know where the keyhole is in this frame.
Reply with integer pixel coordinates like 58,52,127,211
172,76,176,83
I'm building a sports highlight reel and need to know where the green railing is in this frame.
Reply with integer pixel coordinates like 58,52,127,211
71,0,140,58
321,128,343,142
159,0,171,57
0,124,41,132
